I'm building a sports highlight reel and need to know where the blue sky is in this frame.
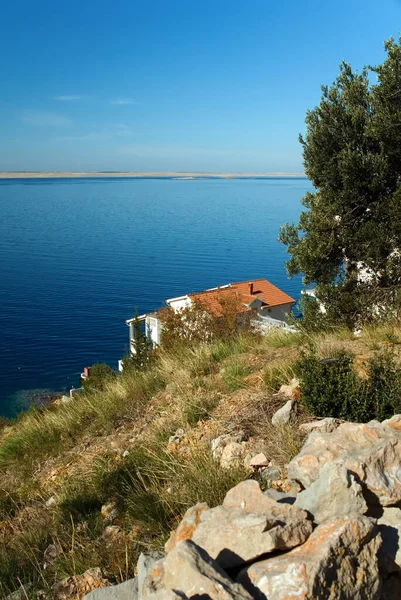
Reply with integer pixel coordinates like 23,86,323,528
1,0,401,172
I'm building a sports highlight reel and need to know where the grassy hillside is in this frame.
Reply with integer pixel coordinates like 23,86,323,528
1,324,401,597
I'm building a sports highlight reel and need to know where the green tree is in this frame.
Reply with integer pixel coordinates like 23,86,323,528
279,37,401,327
81,363,116,392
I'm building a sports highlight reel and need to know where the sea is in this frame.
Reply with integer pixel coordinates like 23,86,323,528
0,176,312,418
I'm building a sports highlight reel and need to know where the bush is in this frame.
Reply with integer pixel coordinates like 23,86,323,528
82,363,117,392
295,350,401,422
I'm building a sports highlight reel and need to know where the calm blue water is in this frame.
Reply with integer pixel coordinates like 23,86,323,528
0,177,311,417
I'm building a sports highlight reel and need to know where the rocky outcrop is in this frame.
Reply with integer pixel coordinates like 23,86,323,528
238,514,381,599
288,418,401,505
294,461,367,523
84,413,401,600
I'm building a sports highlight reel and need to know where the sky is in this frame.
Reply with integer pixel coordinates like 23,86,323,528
1,0,401,173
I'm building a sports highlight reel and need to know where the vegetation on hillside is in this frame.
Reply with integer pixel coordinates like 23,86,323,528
2,322,401,596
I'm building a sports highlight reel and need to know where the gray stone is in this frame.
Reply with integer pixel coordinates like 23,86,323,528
249,453,269,467
263,488,296,505
288,420,401,506
211,432,245,460
84,579,138,600
238,514,381,600
294,462,367,523
378,507,401,573
260,465,282,483
271,399,296,426
137,551,165,598
220,442,244,469
190,480,312,569
163,539,253,599
299,417,340,434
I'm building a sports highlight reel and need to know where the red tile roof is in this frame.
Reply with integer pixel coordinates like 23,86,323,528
188,278,295,317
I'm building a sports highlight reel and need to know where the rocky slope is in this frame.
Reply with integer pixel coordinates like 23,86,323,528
83,414,401,600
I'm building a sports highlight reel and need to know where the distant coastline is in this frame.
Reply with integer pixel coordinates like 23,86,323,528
0,171,306,179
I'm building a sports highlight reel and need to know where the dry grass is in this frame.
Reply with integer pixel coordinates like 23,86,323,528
1,323,401,595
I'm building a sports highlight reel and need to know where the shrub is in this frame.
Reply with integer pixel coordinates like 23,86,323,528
82,363,117,392
295,349,401,422
158,290,251,349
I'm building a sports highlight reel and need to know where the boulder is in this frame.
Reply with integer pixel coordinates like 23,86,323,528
190,481,312,568
238,514,381,600
294,462,367,523
248,453,268,468
378,507,401,573
220,442,244,469
299,417,340,434
272,400,296,426
137,551,165,598
263,488,296,505
165,502,209,552
288,421,401,506
83,579,138,600
162,540,253,599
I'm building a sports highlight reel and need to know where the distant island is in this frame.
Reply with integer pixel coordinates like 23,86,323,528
0,171,306,179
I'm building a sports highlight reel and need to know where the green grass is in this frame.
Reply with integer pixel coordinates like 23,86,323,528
4,323,401,595
221,362,252,392
0,370,163,472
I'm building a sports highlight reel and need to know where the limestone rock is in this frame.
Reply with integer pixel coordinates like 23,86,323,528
299,417,340,434
278,378,300,398
249,453,268,467
272,400,296,426
263,488,296,505
165,502,209,552
137,551,165,598
83,579,138,599
260,465,282,483
294,462,367,523
163,540,253,599
53,568,108,599
288,420,401,506
239,514,381,600
139,552,166,598
378,507,401,573
190,481,312,569
223,480,298,516
220,442,244,469
211,432,245,459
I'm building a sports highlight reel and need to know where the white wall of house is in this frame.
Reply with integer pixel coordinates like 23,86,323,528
166,295,192,312
146,316,161,347
259,302,293,321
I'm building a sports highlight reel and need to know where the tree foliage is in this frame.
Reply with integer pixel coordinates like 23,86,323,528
122,314,153,372
279,37,401,326
158,291,249,349
81,363,116,392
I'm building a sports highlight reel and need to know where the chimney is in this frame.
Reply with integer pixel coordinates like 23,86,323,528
248,282,254,295
83,366,91,378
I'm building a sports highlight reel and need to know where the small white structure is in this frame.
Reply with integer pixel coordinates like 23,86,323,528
124,279,295,362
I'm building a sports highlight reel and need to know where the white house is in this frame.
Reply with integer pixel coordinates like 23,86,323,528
123,278,295,361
